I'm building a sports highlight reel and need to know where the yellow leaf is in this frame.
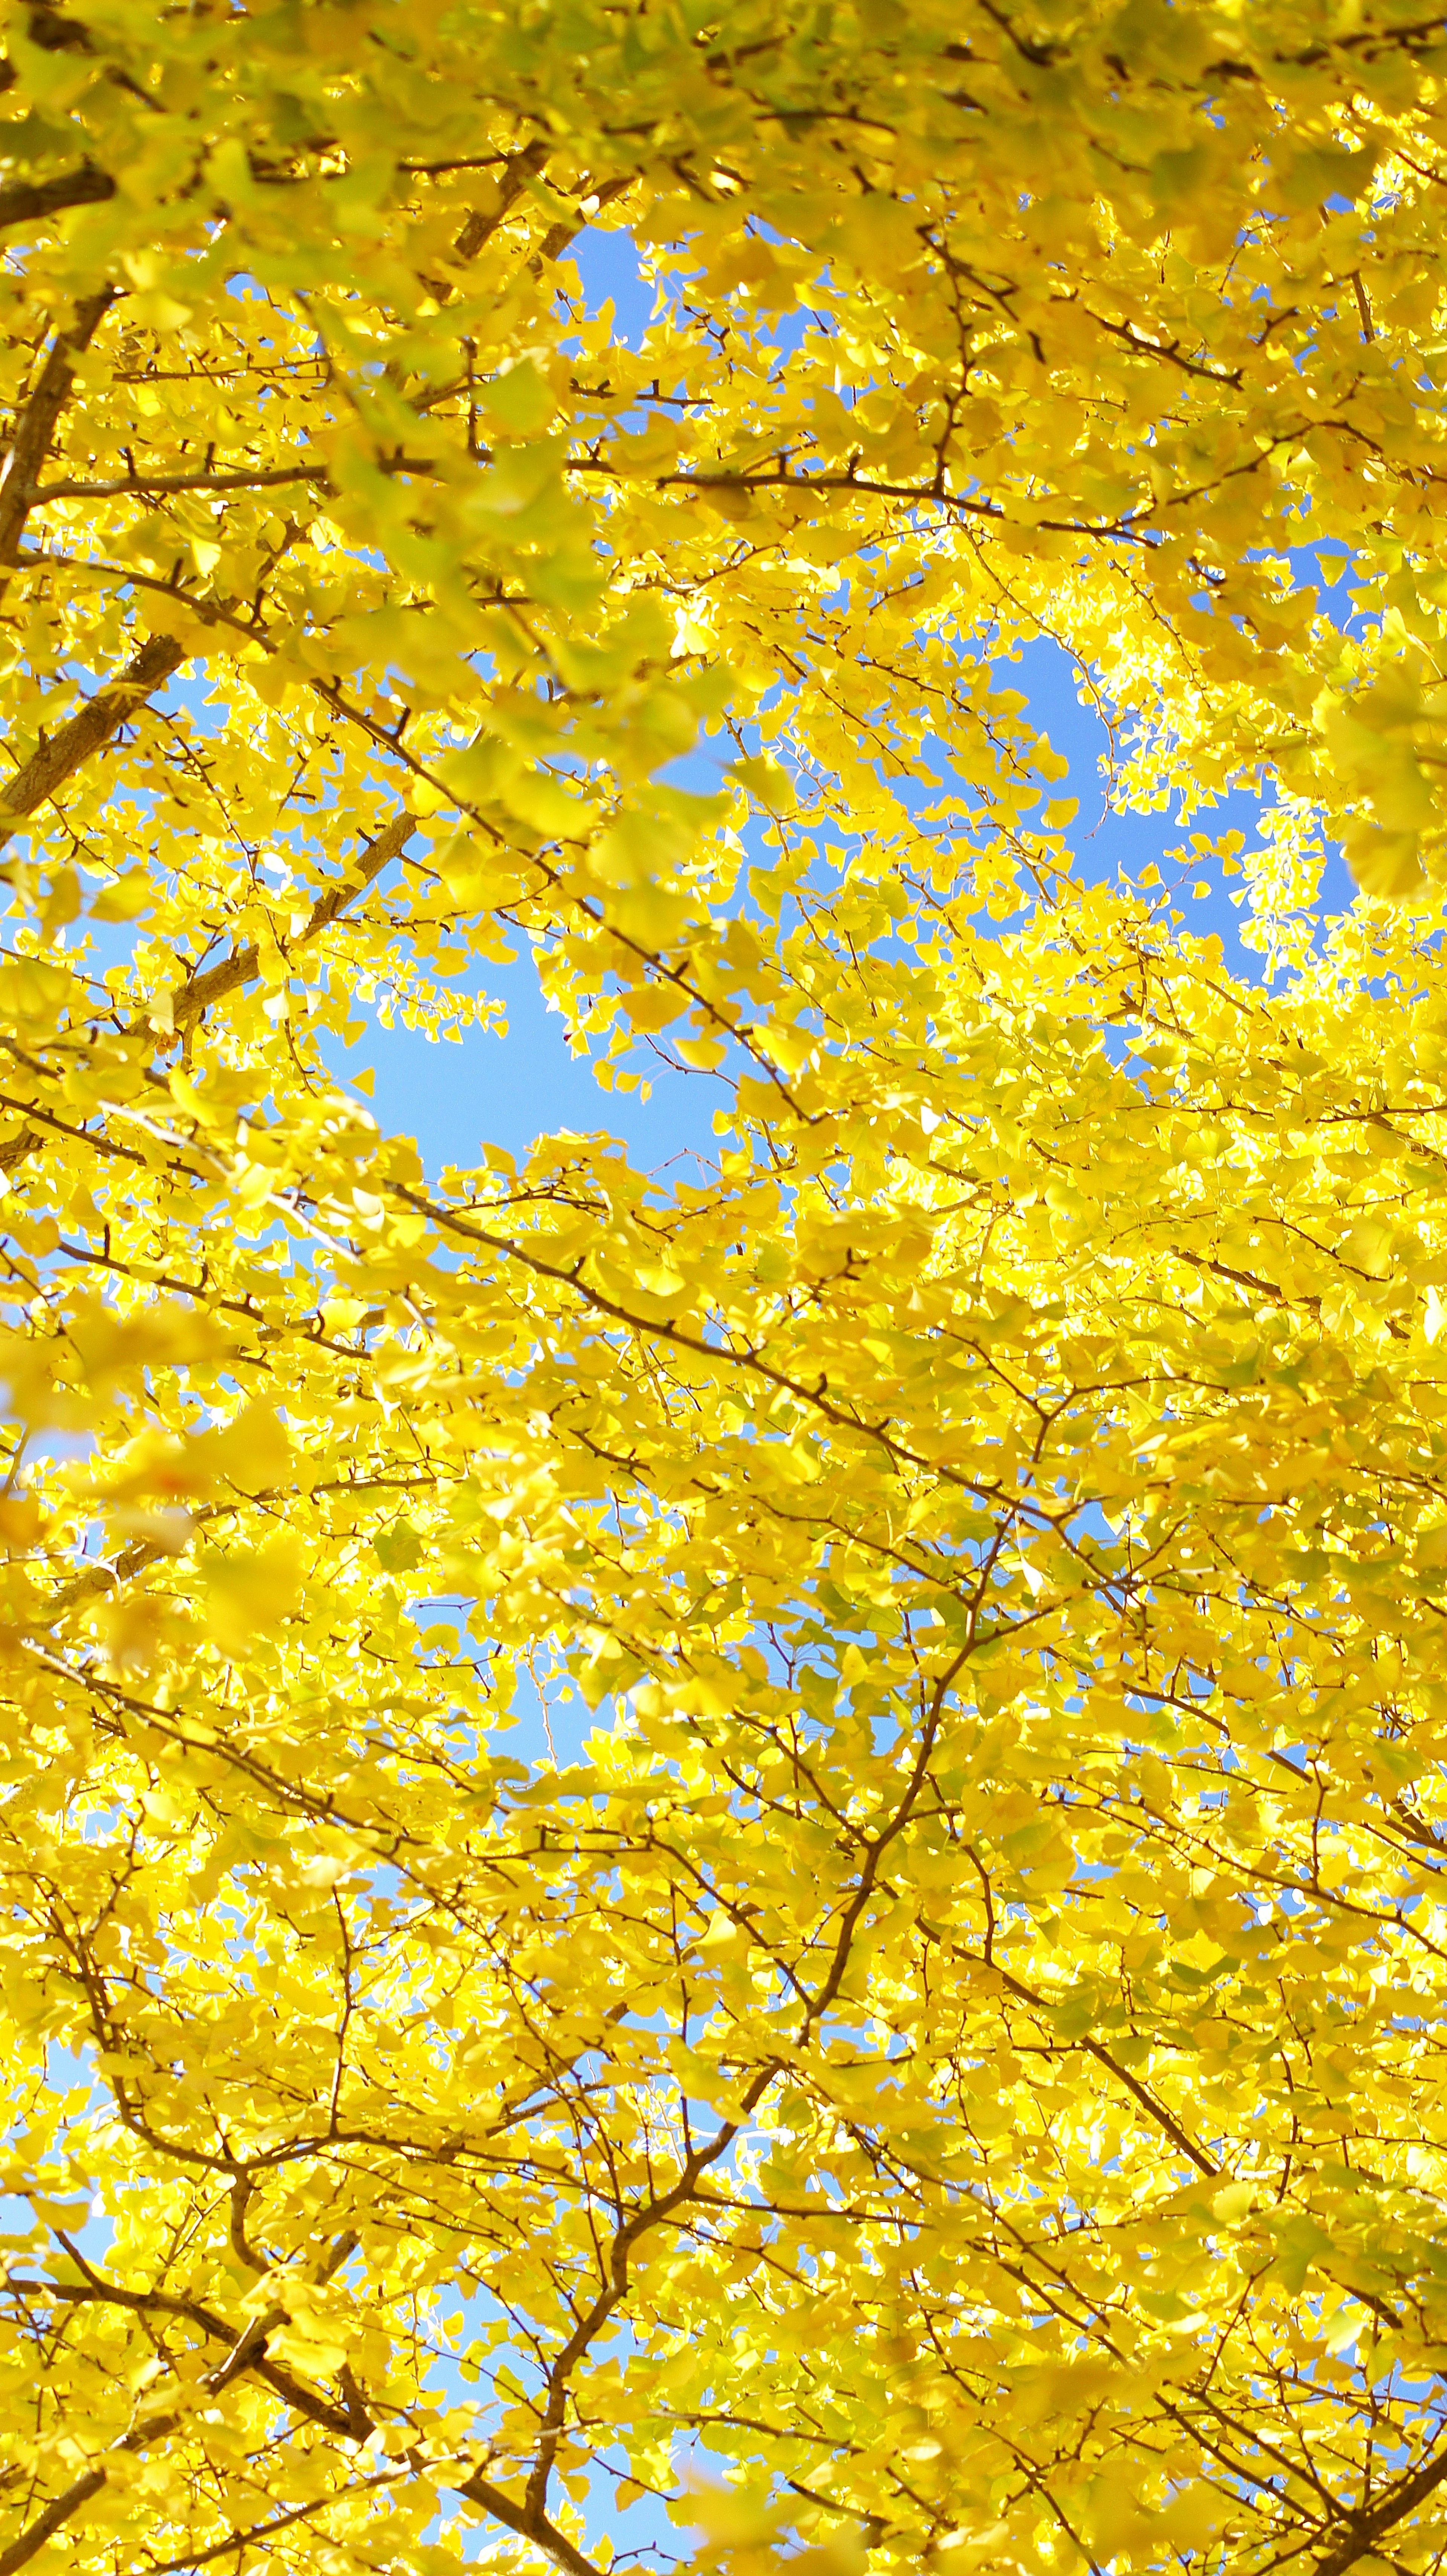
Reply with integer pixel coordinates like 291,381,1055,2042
198,1537,303,1654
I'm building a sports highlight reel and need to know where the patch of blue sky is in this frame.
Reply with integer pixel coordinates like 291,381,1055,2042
570,226,1375,934
320,936,720,1178
570,228,657,354
398,1590,604,1775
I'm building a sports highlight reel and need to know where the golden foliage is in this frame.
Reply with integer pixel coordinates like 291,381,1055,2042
2,6,1447,2576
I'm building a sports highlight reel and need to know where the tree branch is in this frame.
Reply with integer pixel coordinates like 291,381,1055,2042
0,632,186,847
0,284,115,564
1312,2436,1447,2576
0,2467,109,2576
0,167,113,233
169,809,415,1027
0,8,96,98
34,460,332,503
3,2247,605,2576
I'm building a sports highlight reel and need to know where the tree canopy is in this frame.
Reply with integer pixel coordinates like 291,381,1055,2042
4,5,1447,2575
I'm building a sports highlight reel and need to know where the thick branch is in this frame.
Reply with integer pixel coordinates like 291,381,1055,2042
451,2463,604,2576
533,173,633,269
0,285,115,563
0,633,185,846
34,460,333,503
0,2467,109,2576
0,9,96,97
0,167,114,231
1312,2439,1447,2576
0,1123,39,1175
450,138,550,266
3,2248,604,2576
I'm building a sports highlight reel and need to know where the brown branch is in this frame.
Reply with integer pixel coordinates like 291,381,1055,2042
0,632,186,847
986,1957,1221,2179
581,457,1152,546
4,2249,605,2576
169,808,415,1028
533,173,633,269
0,2466,109,2576
0,2276,338,2573
451,138,550,266
0,1124,39,1175
33,460,333,503
0,1090,146,1164
519,2072,776,2546
30,451,455,505
389,1182,1027,1526
451,2464,605,2576
0,285,115,563
0,9,96,97
139,2476,404,2576
1311,2437,1447,2576
0,167,114,232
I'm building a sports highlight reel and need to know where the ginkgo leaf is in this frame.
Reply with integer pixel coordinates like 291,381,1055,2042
197,1539,303,1654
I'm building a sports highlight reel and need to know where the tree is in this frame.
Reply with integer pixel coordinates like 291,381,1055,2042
2,2,1447,2571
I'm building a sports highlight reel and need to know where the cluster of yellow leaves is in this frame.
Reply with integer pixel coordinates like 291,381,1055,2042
3,6,1447,2576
